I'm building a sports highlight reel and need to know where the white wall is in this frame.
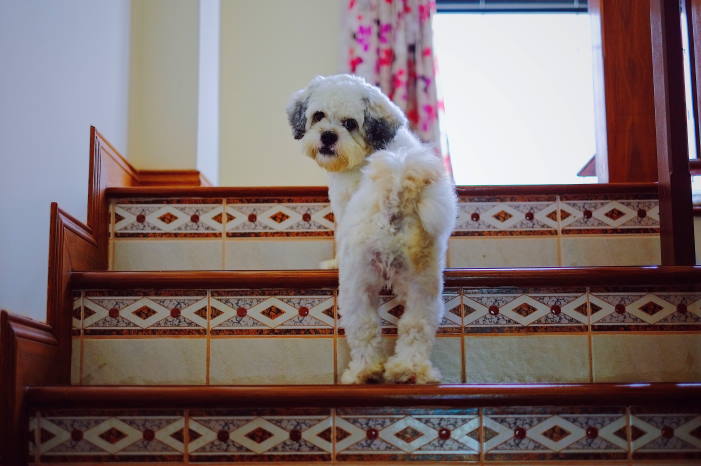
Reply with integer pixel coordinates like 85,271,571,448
0,0,131,320
197,0,221,184
219,0,343,186
128,0,199,171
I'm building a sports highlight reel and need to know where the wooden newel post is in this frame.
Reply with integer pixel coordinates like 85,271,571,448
650,0,696,265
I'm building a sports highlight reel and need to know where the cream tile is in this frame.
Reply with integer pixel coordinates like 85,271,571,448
592,333,701,382
695,216,701,264
71,337,80,385
224,239,334,269
448,237,559,268
82,338,206,385
560,235,660,266
111,239,223,270
210,337,334,384
336,336,462,383
465,335,590,383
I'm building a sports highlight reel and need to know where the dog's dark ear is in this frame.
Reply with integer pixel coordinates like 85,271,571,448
286,92,308,140
362,97,406,150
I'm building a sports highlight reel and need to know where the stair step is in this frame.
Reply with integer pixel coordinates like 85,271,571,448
106,183,663,270
26,383,701,463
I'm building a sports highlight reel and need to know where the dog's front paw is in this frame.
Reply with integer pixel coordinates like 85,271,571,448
341,361,385,384
383,356,441,384
319,258,338,269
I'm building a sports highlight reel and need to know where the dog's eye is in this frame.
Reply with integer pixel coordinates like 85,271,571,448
312,111,325,123
342,118,358,131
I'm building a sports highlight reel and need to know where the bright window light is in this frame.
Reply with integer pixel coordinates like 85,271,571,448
434,13,597,185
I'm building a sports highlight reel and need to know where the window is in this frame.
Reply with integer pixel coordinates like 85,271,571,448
434,1,596,185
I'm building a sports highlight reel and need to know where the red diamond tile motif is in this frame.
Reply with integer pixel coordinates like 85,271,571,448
630,425,646,441
261,306,285,320
72,308,82,320
210,308,224,319
269,211,290,224
132,306,157,320
492,210,513,223
99,427,128,444
690,425,701,440
513,303,538,318
542,425,571,442
322,308,334,319
39,428,55,443
585,303,600,316
194,307,208,319
604,208,626,221
483,426,499,442
158,212,179,224
114,213,125,223
395,426,424,443
245,427,275,444
464,306,478,317
388,305,405,319
83,308,96,319
213,212,235,224
331,427,351,443
560,210,571,220
324,212,335,223
449,306,463,318
546,210,558,222
639,301,664,316
613,426,628,441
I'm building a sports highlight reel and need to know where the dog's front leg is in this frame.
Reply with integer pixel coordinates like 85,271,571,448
338,279,385,384
384,274,443,384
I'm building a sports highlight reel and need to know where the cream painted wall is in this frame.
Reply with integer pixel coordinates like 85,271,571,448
0,0,131,320
128,0,199,171
220,0,344,186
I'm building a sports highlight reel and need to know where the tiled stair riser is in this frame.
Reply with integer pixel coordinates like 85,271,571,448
71,286,701,386
109,193,661,270
27,406,701,463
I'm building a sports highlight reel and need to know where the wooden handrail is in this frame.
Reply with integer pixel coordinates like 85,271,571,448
70,266,701,289
26,383,701,409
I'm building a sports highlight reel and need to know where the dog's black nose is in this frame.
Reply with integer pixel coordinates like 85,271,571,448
321,131,338,146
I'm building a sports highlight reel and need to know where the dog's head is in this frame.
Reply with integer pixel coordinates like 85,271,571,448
286,74,406,172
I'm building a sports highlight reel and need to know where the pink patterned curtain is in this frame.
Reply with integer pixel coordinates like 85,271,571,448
346,0,452,176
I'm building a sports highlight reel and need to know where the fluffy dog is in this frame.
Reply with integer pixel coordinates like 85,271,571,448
286,74,456,384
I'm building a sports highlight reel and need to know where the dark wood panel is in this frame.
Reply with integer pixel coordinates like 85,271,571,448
26,383,701,409
0,311,60,465
650,0,697,265
70,266,701,290
589,0,659,182
104,182,659,200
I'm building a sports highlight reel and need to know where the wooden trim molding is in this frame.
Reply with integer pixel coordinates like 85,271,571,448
589,0,659,182
0,311,60,465
26,383,701,410
71,266,701,290
691,158,701,174
650,0,697,264
104,182,659,200
136,169,213,186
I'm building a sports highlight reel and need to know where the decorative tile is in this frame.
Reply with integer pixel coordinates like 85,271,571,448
631,411,701,460
210,289,335,335
188,409,332,462
334,408,479,461
590,289,701,331
37,412,185,461
465,335,590,383
454,197,559,236
483,407,628,461
209,337,334,385
559,197,660,234
81,338,207,385
224,201,334,237
224,239,334,270
72,293,82,335
365,290,461,335
113,200,224,237
462,288,588,333
82,290,208,335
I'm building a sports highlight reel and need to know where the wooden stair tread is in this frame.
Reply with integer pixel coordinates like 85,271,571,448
73,266,701,288
26,383,701,409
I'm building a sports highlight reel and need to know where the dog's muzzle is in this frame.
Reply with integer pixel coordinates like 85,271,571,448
319,131,338,155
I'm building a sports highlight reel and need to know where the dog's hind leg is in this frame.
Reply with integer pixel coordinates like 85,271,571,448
384,270,444,384
338,273,386,384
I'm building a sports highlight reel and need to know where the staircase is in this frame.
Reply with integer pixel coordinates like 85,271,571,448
2,128,701,464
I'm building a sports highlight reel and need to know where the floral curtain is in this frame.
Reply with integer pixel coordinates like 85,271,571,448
346,0,452,176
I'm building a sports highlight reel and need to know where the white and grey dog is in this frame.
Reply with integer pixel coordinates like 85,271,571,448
287,74,456,384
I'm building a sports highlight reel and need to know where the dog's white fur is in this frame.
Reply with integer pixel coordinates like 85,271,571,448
287,74,456,384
